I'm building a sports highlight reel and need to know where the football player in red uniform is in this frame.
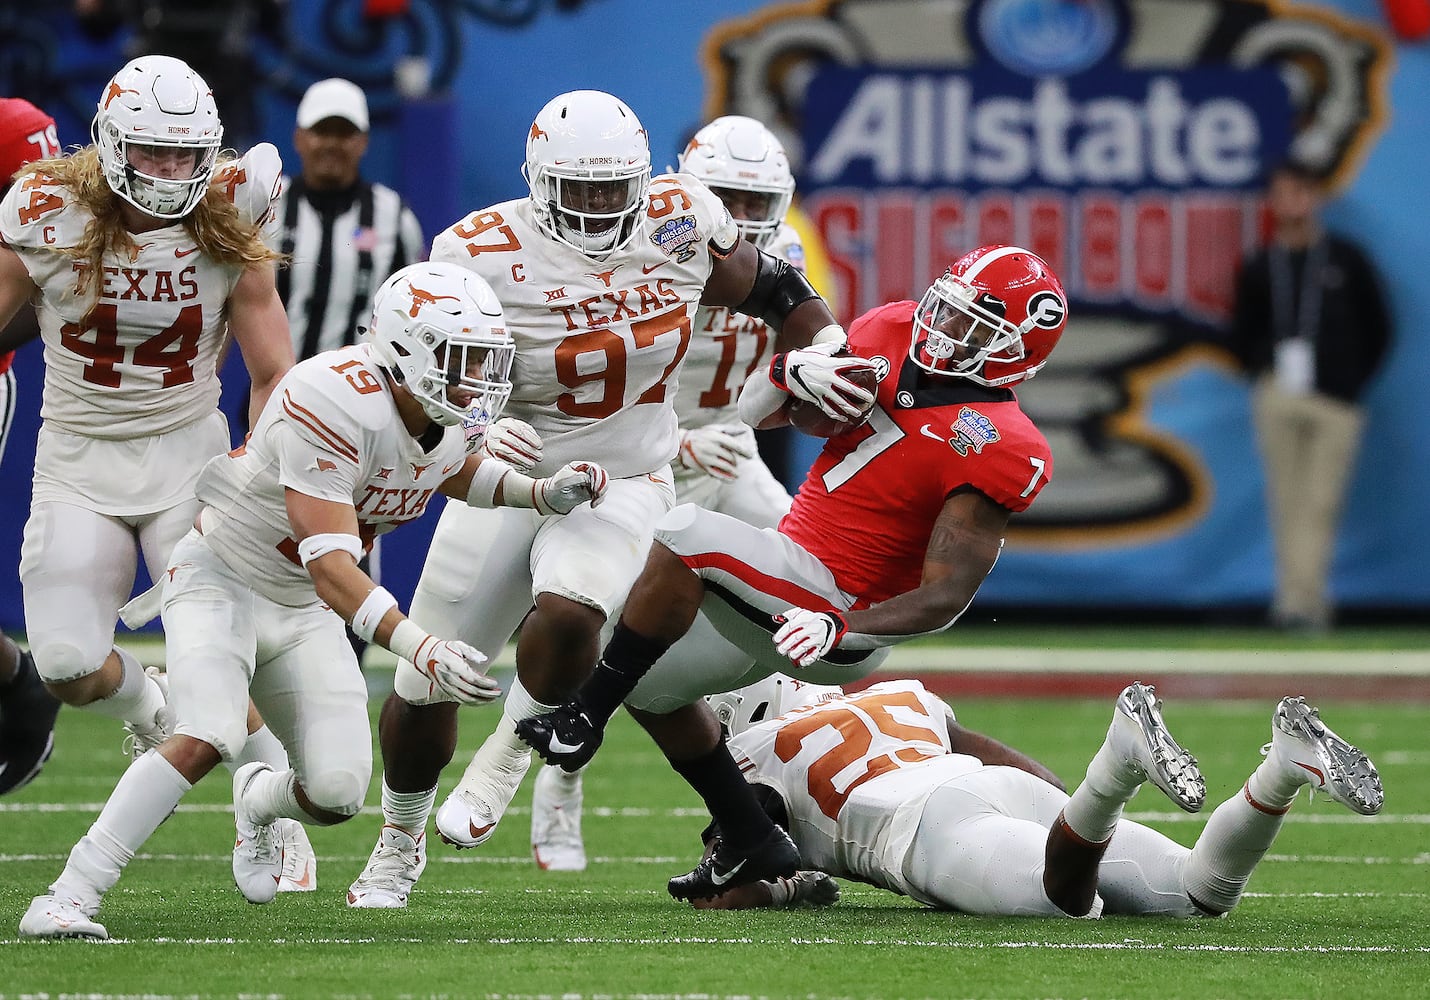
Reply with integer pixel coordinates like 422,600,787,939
0,96,62,795
517,244,1068,899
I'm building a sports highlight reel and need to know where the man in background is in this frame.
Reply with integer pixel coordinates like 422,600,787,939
1230,160,1392,633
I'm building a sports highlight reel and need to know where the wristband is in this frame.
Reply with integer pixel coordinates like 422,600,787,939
351,586,397,643
465,459,511,509
496,470,542,510
388,618,434,665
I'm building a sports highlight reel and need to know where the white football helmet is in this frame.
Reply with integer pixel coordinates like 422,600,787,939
366,262,515,434
91,55,224,219
706,674,844,738
523,90,650,258
678,116,794,249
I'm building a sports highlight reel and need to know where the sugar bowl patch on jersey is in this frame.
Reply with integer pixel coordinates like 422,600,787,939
652,173,739,261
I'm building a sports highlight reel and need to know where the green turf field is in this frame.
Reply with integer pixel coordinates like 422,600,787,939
2,662,1426,999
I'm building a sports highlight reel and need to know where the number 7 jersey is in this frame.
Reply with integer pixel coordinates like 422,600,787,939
778,300,1054,610
429,173,739,478
0,144,283,438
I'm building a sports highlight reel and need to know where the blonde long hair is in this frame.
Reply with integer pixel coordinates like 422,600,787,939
15,147,282,320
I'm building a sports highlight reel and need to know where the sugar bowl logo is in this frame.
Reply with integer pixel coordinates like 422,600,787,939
703,0,1388,543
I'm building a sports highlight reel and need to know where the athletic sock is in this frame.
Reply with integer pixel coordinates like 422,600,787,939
579,623,671,723
84,647,165,729
1182,782,1290,914
228,724,290,773
51,750,191,903
382,778,437,836
671,736,772,849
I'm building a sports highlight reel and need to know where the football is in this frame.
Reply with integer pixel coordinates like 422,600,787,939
782,362,880,438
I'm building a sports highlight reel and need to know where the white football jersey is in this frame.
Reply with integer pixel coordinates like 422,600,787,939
673,221,804,432
728,679,977,897
0,144,283,439
430,172,739,478
193,344,469,606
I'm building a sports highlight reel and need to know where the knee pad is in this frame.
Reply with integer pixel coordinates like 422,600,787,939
300,767,369,819
652,503,703,555
29,637,108,686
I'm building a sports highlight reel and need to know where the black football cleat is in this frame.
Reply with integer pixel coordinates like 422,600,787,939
0,652,63,796
668,826,801,901
515,702,603,772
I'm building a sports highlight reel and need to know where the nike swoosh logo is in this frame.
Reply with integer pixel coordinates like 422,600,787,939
174,246,201,258
1293,761,1326,786
283,859,314,889
548,734,585,755
442,462,463,476
468,820,495,839
919,424,944,441
641,261,669,274
709,859,746,886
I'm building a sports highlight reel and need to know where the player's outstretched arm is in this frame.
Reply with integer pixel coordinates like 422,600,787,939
286,488,499,704
773,491,1010,667
228,260,295,426
441,454,609,515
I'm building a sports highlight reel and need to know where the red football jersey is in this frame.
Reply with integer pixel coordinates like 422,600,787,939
779,301,1053,610
0,97,60,377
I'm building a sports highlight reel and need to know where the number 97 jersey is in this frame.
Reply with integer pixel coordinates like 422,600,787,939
429,173,739,478
0,144,283,439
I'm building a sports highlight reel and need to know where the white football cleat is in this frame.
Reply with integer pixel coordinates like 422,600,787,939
232,762,282,904
276,818,317,892
1264,697,1383,816
347,825,427,909
435,751,531,849
19,893,108,940
531,764,587,871
121,666,173,761
1107,682,1206,813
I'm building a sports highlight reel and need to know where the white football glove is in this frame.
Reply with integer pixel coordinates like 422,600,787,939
478,417,543,473
415,638,502,705
534,461,609,515
772,607,848,668
776,342,876,421
677,424,755,482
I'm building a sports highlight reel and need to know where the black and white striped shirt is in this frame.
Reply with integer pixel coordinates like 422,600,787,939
275,176,425,360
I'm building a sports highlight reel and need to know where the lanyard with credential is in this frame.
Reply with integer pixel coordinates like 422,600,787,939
1268,237,1329,346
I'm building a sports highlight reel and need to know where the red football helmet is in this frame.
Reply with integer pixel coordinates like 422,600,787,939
0,97,59,194
910,245,1067,387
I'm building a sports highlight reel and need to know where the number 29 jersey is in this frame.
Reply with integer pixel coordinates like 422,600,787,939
728,680,979,898
778,301,1054,610
430,173,738,479
0,144,283,439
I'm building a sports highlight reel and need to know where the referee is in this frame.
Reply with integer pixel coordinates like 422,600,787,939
278,77,425,362
275,78,425,664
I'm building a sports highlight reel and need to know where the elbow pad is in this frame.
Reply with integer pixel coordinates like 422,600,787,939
735,249,821,332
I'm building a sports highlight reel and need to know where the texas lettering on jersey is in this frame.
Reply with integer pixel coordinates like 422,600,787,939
779,300,1053,608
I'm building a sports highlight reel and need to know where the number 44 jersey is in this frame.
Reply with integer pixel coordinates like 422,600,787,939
0,144,282,440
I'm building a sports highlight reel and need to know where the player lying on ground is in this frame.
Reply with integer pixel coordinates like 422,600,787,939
19,261,609,939
689,676,1383,917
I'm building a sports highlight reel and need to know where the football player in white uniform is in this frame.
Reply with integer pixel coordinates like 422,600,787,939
349,91,869,908
0,57,295,772
692,677,1383,918
19,261,610,938
528,116,807,872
